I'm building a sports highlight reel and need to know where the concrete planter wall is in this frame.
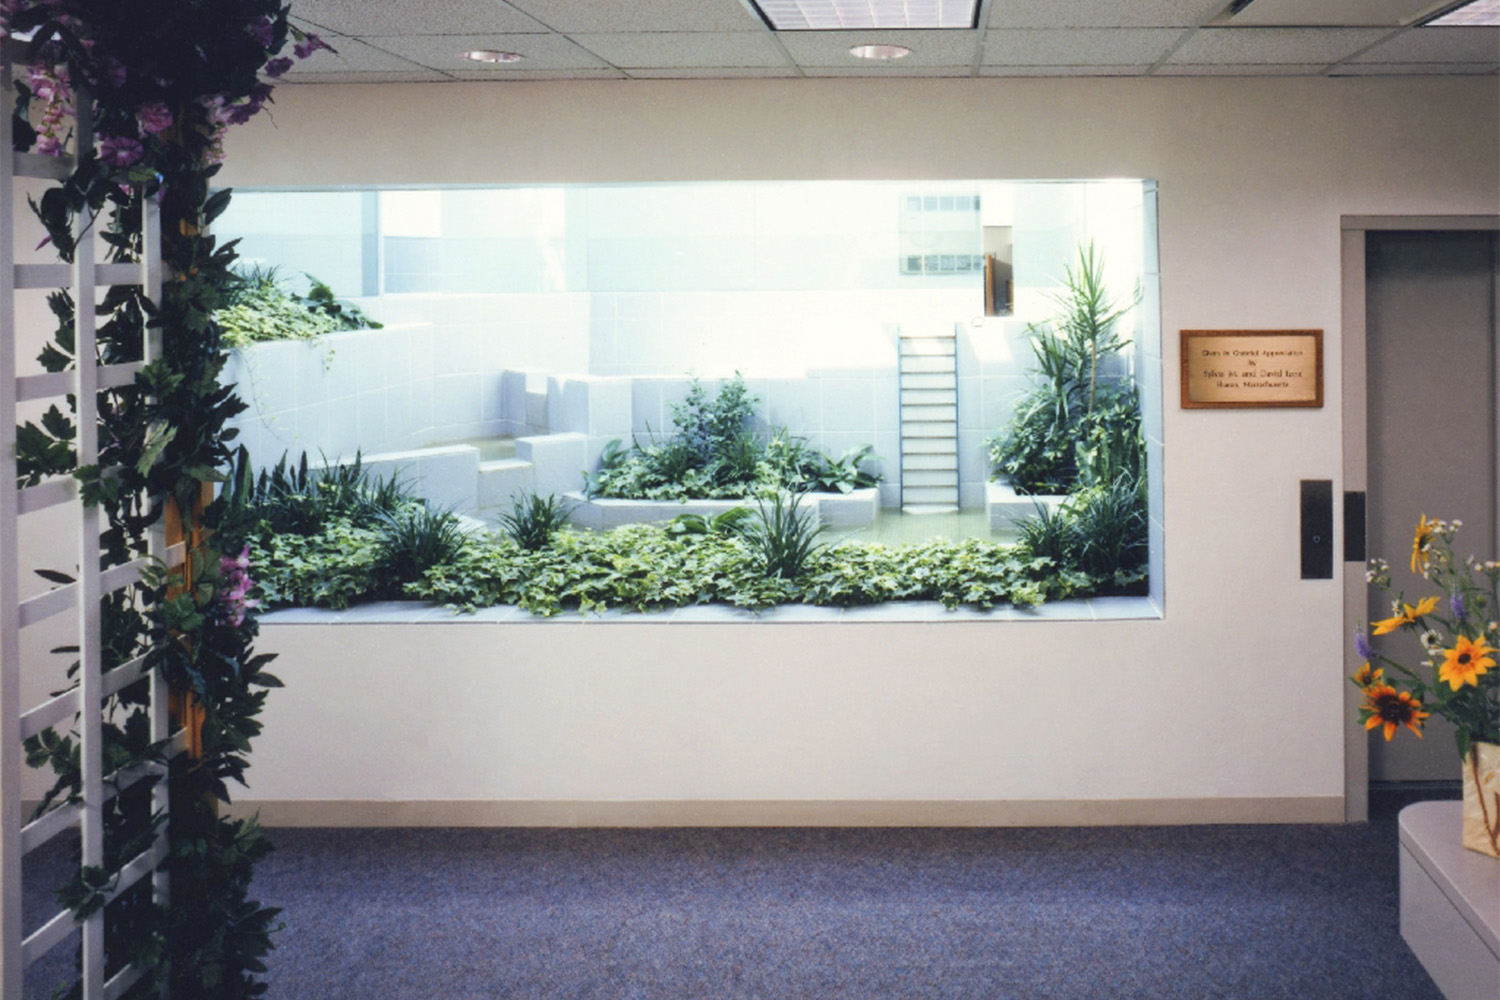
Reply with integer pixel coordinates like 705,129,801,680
566,487,880,531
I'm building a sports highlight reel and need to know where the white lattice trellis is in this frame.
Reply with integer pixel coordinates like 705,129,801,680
2,38,178,1000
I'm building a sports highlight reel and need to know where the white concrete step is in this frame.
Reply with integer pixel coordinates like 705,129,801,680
900,373,955,390
902,388,957,406
903,485,960,505
901,403,957,423
899,338,957,356
902,438,957,455
899,355,957,375
902,453,958,471
902,423,958,439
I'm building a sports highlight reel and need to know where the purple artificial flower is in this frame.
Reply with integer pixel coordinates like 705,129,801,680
136,100,173,135
1449,591,1466,622
294,33,330,60
101,56,126,88
217,545,260,628
264,56,294,78
250,16,274,48
1354,629,1375,661
98,134,144,168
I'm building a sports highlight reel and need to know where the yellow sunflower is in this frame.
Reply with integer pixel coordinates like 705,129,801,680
1411,514,1435,574
1351,663,1383,689
1438,635,1497,690
1361,685,1430,741
1371,596,1439,635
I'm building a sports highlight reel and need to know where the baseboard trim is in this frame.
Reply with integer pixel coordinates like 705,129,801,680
225,796,1346,828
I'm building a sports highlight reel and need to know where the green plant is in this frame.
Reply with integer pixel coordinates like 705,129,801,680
665,507,755,536
499,492,575,551
1067,471,1149,587
990,243,1142,495
7,4,333,993
221,447,408,542
1015,501,1080,567
376,505,468,590
735,492,825,581
294,274,382,331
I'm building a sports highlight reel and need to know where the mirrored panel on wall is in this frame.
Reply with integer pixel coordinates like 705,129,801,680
215,179,1162,602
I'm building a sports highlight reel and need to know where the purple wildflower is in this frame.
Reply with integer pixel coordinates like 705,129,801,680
264,56,294,78
98,134,143,168
1449,591,1465,622
1354,629,1375,661
136,100,173,135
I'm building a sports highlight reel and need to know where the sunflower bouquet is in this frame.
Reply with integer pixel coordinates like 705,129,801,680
1353,516,1500,854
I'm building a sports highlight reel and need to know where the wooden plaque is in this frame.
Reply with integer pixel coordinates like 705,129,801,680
1180,330,1323,409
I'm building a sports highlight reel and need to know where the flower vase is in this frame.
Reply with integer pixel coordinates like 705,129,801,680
1462,741,1500,858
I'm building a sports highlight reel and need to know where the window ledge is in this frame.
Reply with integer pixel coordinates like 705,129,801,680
258,595,1161,626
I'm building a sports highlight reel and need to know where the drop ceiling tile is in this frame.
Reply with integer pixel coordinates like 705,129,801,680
1332,61,1500,74
1154,63,1331,75
502,0,767,32
988,0,1223,29
371,33,613,71
288,0,549,37
446,67,630,80
778,28,979,66
281,36,433,76
1348,25,1500,62
568,31,793,69
1165,27,1396,64
624,67,801,78
800,65,974,76
278,70,456,84
978,64,1151,76
982,28,1182,66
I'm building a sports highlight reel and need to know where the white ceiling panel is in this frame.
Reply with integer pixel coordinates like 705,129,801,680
983,29,1183,65
1332,60,1500,72
778,28,980,66
502,0,768,33
446,67,629,80
262,0,1498,81
1165,26,1397,62
1347,24,1500,60
288,0,549,37
1223,0,1452,27
978,64,1152,75
281,36,433,76
1156,62,1334,74
372,32,613,71
624,67,802,78
570,32,794,69
800,65,975,75
988,0,1223,29
278,70,457,84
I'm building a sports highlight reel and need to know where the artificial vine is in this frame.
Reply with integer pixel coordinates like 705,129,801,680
3,2,326,996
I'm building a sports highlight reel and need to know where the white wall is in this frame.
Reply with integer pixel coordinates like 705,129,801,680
209,77,1498,822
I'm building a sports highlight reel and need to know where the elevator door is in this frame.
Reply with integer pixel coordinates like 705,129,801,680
1365,230,1498,783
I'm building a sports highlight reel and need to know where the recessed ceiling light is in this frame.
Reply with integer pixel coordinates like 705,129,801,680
1425,0,1500,25
850,44,912,60
463,50,524,63
749,0,977,30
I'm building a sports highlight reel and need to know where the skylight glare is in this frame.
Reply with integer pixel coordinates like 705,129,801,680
1427,0,1500,25
751,0,977,30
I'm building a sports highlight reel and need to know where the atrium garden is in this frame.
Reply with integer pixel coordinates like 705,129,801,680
214,179,1162,617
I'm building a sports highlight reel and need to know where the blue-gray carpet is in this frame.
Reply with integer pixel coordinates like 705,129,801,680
25,796,1448,999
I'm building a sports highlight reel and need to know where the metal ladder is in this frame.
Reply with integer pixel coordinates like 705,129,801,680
898,325,959,511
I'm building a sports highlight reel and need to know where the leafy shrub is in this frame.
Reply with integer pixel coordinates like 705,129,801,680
216,266,379,348
500,492,575,551
221,447,407,542
1068,471,1148,587
584,376,881,501
989,244,1142,495
376,505,467,591
735,492,825,581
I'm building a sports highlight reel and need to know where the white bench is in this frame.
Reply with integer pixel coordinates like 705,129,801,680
1399,801,1500,1000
